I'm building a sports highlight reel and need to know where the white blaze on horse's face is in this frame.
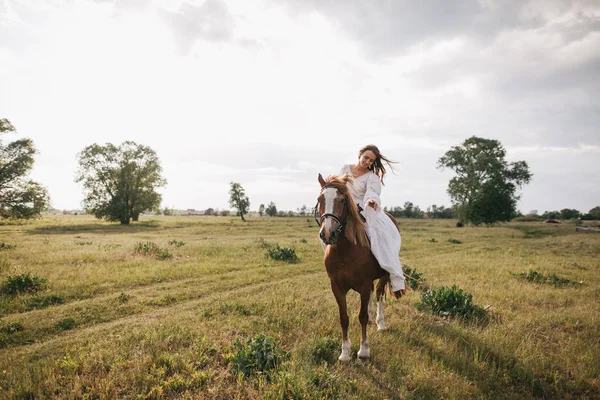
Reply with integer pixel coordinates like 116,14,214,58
320,187,339,242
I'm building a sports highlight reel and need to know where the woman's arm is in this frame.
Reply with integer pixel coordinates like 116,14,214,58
363,173,382,211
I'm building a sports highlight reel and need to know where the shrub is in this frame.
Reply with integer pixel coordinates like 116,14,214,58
134,241,161,256
55,318,77,331
511,269,582,288
448,238,462,244
265,244,299,263
228,334,288,378
168,240,186,247
427,237,437,243
403,265,426,290
26,295,64,310
0,242,16,250
417,285,487,321
0,321,24,334
134,241,173,260
118,292,130,303
1,273,47,295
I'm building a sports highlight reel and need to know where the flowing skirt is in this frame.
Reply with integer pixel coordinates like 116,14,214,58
363,206,406,292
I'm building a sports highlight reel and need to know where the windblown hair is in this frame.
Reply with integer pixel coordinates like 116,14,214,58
323,175,370,247
359,144,397,186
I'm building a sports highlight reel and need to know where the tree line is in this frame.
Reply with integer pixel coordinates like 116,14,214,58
2,118,597,226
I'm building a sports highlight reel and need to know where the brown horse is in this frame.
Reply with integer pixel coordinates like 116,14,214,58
315,173,400,361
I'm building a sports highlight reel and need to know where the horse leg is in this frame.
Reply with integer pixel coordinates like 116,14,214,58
331,280,351,362
368,283,375,324
357,286,371,359
375,276,389,331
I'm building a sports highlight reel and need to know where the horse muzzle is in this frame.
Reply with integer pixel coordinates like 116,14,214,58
320,226,340,245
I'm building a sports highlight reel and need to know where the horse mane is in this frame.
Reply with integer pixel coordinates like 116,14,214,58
323,174,370,247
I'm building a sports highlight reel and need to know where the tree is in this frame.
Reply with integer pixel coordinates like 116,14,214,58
229,182,250,221
559,208,580,220
0,119,50,219
585,206,600,220
75,141,166,224
265,201,277,217
437,136,532,226
298,205,308,216
258,204,265,217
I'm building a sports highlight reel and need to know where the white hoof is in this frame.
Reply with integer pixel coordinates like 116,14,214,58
338,339,351,362
357,342,370,359
377,322,387,331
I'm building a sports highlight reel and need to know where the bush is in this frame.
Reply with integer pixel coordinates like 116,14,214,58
134,241,161,256
511,269,582,288
1,273,47,295
168,239,186,247
0,321,23,334
448,238,462,244
265,244,299,263
26,294,64,310
55,318,77,331
228,334,288,378
403,266,426,290
0,242,16,250
134,241,173,260
417,285,487,321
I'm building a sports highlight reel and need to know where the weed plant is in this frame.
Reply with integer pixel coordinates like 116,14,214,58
1,273,47,295
265,244,299,263
417,284,487,321
228,334,288,379
0,242,16,250
512,269,583,288
403,265,426,290
134,241,173,260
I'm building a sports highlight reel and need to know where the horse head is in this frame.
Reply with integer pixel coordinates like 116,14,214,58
315,174,347,245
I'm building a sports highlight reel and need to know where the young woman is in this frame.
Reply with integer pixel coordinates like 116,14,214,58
338,144,406,297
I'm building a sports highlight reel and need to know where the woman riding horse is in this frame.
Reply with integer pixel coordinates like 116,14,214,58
327,144,406,297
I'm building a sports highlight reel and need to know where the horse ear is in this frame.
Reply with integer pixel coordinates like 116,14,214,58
318,173,326,188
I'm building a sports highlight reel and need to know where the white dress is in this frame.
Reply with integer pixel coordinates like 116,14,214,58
339,164,406,292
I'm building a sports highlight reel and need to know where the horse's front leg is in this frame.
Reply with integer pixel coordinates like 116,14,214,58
357,286,371,359
331,280,351,362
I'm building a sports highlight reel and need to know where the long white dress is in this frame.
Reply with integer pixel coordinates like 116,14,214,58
338,164,406,292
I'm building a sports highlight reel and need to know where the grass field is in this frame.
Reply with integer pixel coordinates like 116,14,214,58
0,215,598,399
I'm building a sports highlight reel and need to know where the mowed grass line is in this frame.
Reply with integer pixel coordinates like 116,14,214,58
0,215,599,399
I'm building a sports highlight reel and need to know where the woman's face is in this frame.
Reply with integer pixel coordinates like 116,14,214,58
359,150,377,169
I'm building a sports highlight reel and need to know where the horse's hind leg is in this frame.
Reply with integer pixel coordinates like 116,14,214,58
357,286,371,359
368,283,375,324
375,276,389,331
331,281,351,362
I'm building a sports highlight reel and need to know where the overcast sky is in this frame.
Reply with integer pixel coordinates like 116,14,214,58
1,0,599,214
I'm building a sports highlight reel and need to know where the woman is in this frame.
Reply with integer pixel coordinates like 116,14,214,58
338,144,406,298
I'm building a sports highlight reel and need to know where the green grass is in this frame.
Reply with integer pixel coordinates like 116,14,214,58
0,215,598,399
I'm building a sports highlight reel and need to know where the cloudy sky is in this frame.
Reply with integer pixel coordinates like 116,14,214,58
1,0,599,214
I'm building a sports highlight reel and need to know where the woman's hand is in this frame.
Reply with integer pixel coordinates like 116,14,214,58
367,200,378,211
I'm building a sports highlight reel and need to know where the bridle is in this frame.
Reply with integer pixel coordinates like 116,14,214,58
314,185,348,237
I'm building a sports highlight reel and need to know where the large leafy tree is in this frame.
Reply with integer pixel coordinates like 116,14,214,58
437,136,532,226
0,119,50,219
229,182,250,221
75,141,166,224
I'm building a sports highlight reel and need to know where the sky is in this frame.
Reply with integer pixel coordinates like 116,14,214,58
1,0,599,215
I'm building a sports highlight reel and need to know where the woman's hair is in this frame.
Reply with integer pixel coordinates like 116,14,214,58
359,144,397,185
